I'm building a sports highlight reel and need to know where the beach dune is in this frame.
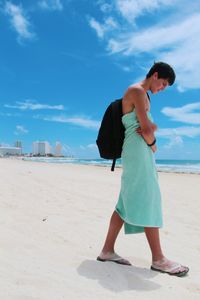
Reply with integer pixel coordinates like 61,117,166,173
0,158,200,300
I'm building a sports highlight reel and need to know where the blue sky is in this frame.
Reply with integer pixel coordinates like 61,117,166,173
0,0,200,159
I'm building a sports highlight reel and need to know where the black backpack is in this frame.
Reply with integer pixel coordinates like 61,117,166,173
96,98,124,171
96,93,150,171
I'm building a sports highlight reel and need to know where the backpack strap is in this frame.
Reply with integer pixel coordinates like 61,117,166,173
147,92,150,102
111,158,116,171
111,99,123,172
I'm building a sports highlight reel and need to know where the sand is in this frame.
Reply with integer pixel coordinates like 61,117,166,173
0,157,200,300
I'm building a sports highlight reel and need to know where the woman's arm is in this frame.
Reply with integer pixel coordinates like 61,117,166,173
123,87,156,145
136,122,157,134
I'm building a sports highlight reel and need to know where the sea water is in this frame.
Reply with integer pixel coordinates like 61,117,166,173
22,157,200,174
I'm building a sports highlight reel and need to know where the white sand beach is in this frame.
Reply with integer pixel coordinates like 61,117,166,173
0,158,200,300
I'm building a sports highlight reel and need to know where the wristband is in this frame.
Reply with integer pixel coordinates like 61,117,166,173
147,138,156,147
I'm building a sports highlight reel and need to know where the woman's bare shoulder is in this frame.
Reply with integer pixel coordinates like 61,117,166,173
123,84,146,105
122,85,145,114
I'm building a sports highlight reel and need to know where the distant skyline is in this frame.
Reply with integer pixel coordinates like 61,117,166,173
0,140,69,156
1,0,200,159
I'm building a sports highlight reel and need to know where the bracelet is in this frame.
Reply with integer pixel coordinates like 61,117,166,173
147,138,156,147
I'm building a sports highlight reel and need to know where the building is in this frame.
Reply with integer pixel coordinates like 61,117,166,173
55,142,62,157
15,141,22,148
0,146,22,156
32,141,51,156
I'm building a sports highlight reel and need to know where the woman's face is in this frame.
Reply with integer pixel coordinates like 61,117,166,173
150,72,169,94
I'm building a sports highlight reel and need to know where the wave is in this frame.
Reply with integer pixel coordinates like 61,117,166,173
21,157,200,174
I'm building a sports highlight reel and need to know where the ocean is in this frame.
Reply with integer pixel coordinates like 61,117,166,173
22,157,200,174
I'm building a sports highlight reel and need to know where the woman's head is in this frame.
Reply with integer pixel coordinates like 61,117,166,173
146,61,176,94
146,62,176,86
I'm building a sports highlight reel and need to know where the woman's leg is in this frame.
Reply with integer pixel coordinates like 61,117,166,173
145,227,189,275
101,211,124,254
144,227,164,261
97,211,131,265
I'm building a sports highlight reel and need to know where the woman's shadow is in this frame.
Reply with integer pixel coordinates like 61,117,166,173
77,259,161,292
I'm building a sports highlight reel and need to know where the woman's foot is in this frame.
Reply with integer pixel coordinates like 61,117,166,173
151,257,189,277
97,252,132,266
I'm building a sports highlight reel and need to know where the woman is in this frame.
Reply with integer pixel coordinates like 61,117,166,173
97,62,189,277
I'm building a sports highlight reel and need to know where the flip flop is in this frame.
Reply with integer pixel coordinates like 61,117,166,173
151,258,189,277
97,253,132,266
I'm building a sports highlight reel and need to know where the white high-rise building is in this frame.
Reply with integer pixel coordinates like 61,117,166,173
55,142,62,157
32,141,51,156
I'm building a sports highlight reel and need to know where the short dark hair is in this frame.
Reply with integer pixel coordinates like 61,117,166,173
146,62,176,86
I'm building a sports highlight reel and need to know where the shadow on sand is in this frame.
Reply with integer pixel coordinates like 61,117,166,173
77,259,161,292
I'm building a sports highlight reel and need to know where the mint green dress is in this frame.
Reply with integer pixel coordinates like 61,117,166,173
115,110,163,234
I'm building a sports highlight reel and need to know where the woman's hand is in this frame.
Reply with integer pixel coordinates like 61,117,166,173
136,122,157,136
135,127,143,136
151,144,157,153
136,127,157,152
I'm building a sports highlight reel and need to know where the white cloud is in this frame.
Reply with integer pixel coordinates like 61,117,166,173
163,136,183,149
89,1,200,90
161,102,200,124
89,18,105,38
5,100,64,111
4,1,34,41
0,112,21,117
89,16,118,39
157,125,200,149
39,115,100,130
87,144,97,149
62,144,73,156
107,13,200,56
116,0,173,23
78,144,98,158
157,126,200,138
14,125,29,135
38,0,63,11
99,2,112,13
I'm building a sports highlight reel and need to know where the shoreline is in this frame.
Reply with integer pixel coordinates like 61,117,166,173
4,156,200,175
